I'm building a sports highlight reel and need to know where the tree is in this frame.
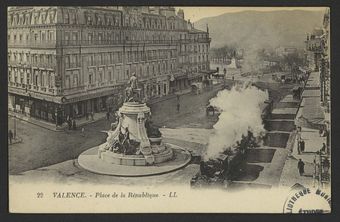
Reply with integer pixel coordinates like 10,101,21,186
282,52,303,72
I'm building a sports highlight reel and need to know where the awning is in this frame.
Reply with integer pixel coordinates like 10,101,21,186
188,73,203,80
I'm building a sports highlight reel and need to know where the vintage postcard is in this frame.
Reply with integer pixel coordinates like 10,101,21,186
8,6,331,213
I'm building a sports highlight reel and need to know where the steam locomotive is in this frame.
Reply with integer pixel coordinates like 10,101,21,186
190,130,259,189
191,99,272,189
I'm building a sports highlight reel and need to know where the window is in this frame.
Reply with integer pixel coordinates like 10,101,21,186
64,12,69,24
72,32,77,41
87,15,92,25
98,33,102,43
41,73,45,87
88,33,93,43
90,55,94,66
108,71,112,81
65,75,70,88
109,53,113,64
100,53,104,65
65,32,70,43
111,69,114,81
26,73,30,85
89,73,93,84
34,74,38,85
65,55,70,68
118,52,122,63
49,31,54,41
73,74,78,87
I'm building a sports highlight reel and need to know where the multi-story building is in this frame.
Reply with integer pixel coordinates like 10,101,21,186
8,6,213,125
304,28,324,71
304,8,330,112
320,8,330,112
275,46,298,57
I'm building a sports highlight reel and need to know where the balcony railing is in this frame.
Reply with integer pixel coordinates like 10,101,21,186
8,41,57,48
8,81,59,95
8,61,56,70
197,38,211,43
63,85,86,94
59,39,183,47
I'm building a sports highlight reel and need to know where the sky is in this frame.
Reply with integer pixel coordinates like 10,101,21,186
177,7,327,22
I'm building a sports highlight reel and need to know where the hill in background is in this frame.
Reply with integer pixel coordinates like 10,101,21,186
194,10,324,50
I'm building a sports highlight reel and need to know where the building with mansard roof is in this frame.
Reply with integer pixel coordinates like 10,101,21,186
8,6,213,126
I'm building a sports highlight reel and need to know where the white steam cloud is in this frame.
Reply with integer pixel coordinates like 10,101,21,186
205,83,269,159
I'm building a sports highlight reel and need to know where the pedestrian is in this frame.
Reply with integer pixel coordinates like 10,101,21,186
68,117,72,130
300,139,305,153
8,129,13,144
321,143,326,153
112,111,117,123
72,119,76,130
176,102,180,113
91,111,94,121
298,159,305,176
297,139,301,154
106,111,110,121
81,127,85,137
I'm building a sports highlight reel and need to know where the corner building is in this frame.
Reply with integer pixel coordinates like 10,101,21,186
8,6,213,125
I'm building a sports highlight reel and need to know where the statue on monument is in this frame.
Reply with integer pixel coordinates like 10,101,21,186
125,73,142,103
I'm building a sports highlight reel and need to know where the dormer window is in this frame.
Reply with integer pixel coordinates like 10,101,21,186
98,17,101,25
87,15,92,25
64,12,69,24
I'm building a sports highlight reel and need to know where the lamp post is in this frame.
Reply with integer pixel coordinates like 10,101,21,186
321,156,330,188
222,67,227,86
13,116,17,139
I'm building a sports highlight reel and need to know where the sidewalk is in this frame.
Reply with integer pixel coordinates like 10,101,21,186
291,71,328,164
290,127,326,164
8,137,23,145
9,110,107,132
296,71,325,129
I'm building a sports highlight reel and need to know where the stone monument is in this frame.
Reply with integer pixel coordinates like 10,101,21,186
97,73,173,166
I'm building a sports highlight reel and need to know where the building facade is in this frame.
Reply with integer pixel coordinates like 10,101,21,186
8,6,213,125
304,9,330,112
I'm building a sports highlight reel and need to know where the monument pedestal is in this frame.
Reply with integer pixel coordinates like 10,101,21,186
97,102,174,166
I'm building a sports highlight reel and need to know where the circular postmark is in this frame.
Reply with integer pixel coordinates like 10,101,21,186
283,187,331,213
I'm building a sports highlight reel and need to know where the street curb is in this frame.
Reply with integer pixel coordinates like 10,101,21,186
9,112,64,132
76,143,192,177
